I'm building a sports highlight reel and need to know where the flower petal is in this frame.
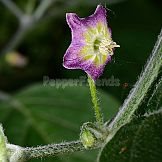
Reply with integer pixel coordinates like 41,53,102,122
66,13,82,29
81,5,107,27
93,5,107,23
84,55,112,80
63,44,82,69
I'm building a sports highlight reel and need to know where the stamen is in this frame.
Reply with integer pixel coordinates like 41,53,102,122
99,38,120,55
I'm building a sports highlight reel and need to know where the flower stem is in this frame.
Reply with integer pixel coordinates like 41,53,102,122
107,28,162,135
87,75,103,125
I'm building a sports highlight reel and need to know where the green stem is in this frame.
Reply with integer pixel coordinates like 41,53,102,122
0,125,8,162
87,75,103,125
25,0,37,14
22,140,84,161
107,28,162,134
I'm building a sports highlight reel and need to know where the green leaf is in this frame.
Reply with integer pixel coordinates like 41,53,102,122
98,109,162,162
0,84,120,162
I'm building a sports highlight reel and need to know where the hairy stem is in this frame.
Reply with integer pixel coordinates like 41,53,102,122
107,28,162,135
22,140,85,161
88,75,103,126
147,76,162,110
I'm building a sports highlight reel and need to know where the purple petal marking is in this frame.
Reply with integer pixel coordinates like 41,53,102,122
66,13,86,45
66,13,82,29
83,55,112,80
63,45,82,69
81,5,107,27
93,5,107,23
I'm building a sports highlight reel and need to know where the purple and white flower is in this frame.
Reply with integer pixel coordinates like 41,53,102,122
63,5,120,80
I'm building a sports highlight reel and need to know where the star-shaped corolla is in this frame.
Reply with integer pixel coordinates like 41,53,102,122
63,5,120,80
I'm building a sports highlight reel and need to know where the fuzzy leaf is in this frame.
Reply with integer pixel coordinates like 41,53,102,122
98,110,162,162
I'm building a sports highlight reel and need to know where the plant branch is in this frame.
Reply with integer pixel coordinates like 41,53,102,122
21,140,85,161
107,28,162,137
0,25,29,56
0,0,56,56
0,0,23,20
33,0,54,21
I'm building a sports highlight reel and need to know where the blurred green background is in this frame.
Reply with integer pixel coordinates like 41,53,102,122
0,0,162,161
